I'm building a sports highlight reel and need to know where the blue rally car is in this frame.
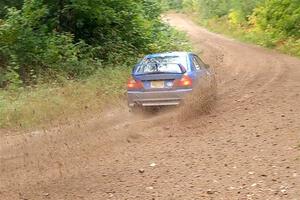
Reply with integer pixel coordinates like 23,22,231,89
127,52,213,109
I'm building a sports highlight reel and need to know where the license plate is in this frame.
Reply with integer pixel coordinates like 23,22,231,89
151,81,164,88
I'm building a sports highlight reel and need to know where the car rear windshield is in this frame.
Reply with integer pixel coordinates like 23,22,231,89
135,56,187,74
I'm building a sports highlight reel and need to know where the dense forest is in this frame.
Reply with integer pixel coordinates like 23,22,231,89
0,0,189,88
162,0,300,56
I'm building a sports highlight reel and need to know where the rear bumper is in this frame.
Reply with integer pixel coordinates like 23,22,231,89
127,89,192,107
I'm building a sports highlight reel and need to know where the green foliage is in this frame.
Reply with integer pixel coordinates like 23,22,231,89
0,2,96,87
199,0,231,18
0,0,191,88
170,0,263,21
159,0,184,10
252,0,300,37
42,0,180,57
0,0,23,18
229,0,263,21
228,10,245,26
168,0,300,57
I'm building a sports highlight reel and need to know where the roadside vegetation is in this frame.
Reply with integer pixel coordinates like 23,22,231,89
161,0,300,57
0,68,129,128
0,0,191,128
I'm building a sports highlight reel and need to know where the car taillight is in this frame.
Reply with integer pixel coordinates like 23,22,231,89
127,77,143,89
174,75,193,87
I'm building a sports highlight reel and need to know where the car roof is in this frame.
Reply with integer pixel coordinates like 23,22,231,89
145,51,191,58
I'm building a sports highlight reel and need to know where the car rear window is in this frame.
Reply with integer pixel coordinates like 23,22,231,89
135,56,187,74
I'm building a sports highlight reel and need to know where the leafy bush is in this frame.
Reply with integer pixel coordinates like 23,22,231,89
0,0,23,18
0,0,191,88
252,0,300,37
167,0,300,57
0,1,97,88
159,0,184,10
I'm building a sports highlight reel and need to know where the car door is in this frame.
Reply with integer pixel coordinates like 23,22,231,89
190,54,213,88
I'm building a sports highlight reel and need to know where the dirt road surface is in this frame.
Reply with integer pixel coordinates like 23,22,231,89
1,13,300,200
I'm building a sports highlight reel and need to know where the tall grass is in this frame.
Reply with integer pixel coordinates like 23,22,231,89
0,67,130,129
